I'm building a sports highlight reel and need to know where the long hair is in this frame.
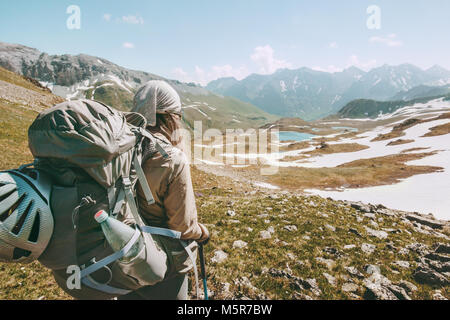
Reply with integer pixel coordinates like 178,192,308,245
147,113,185,152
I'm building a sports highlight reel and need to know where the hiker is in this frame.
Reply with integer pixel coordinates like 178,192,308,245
0,92,208,300
118,80,210,299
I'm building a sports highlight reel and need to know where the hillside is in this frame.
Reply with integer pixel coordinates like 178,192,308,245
0,42,277,131
207,64,450,120
336,94,450,119
0,63,449,300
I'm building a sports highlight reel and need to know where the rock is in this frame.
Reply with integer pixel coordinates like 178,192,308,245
303,278,322,297
356,216,363,223
344,244,357,250
393,261,410,269
264,219,270,224
413,266,449,286
365,227,388,239
349,228,362,237
325,224,336,232
350,202,372,213
246,227,253,232
284,225,298,232
345,266,364,279
398,280,418,294
425,252,450,263
364,282,398,300
369,220,379,228
229,219,240,224
406,243,430,256
302,235,311,241
286,253,296,260
405,213,445,229
342,283,360,293
211,250,228,264
233,240,248,249
315,257,336,270
432,290,448,300
434,243,450,254
364,265,381,275
323,273,337,286
398,248,410,255
386,284,411,300
267,226,275,234
227,210,236,217
260,231,272,239
323,247,341,257
364,213,376,219
293,292,313,300
361,243,376,255
376,208,397,216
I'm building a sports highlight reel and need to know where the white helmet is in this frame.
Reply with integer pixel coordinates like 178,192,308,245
0,169,53,264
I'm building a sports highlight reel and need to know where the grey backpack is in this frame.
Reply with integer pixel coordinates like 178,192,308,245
26,99,198,298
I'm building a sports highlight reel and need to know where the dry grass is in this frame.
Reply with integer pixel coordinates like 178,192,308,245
254,152,442,191
387,139,415,146
422,122,450,137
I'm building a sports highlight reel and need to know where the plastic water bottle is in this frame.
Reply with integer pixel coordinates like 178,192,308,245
94,210,144,263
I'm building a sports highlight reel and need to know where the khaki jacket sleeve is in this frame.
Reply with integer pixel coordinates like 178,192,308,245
163,150,203,240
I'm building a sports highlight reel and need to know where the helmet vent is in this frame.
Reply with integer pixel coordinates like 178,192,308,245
28,211,40,243
0,188,16,203
13,247,31,260
0,193,26,222
11,200,33,235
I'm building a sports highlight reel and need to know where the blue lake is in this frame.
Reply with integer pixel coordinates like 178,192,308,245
278,131,316,142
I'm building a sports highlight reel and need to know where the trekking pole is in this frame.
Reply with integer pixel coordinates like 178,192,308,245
198,243,208,300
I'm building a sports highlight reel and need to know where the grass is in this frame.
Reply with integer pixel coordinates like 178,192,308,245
387,139,415,146
0,66,50,94
236,152,442,191
422,122,450,137
190,169,450,299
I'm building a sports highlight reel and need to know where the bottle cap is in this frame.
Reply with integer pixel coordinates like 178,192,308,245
94,210,108,224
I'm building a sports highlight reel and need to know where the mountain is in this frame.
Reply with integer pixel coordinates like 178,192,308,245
207,64,450,120
391,84,450,101
336,94,450,119
0,42,278,130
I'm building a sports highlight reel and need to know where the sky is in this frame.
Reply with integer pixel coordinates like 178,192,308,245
1,0,449,86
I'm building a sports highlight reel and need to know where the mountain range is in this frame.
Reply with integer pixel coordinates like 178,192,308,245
0,41,277,130
207,64,450,120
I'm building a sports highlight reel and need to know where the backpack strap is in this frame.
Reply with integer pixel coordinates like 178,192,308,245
122,177,146,227
133,155,155,205
82,275,132,296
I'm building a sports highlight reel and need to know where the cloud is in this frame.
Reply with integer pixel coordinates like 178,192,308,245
346,55,377,71
103,13,112,22
369,34,403,47
121,15,144,25
122,42,135,49
328,42,338,49
250,45,292,74
312,65,343,73
172,65,250,86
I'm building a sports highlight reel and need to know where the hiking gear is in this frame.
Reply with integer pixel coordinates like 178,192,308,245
0,169,54,264
199,243,208,300
132,80,182,127
27,99,199,299
94,210,144,263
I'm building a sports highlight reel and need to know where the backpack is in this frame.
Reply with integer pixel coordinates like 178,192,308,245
25,99,199,298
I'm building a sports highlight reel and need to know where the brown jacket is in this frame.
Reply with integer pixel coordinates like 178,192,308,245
136,133,204,241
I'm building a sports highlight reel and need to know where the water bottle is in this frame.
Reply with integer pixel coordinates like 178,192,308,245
94,210,144,263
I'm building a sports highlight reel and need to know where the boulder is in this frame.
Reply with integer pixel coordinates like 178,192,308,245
211,250,228,264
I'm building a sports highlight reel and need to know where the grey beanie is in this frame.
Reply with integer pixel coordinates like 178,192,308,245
132,80,182,126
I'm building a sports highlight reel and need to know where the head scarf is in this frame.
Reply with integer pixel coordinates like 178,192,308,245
132,80,182,126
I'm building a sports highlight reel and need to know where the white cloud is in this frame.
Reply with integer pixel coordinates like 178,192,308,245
369,34,403,47
346,54,377,71
250,45,292,74
171,65,250,86
328,42,338,49
103,13,112,22
122,42,135,49
121,15,144,25
312,65,343,73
